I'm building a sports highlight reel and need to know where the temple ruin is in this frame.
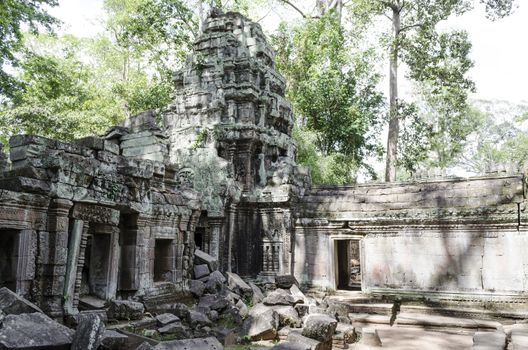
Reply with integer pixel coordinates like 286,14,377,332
1,10,527,327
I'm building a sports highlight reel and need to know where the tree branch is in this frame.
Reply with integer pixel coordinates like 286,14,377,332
398,22,423,33
174,6,198,38
278,0,309,18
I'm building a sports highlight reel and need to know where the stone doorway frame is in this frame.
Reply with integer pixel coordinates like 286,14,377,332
328,234,365,291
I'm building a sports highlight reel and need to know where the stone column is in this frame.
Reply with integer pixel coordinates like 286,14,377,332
227,204,237,272
106,225,120,300
136,215,152,291
15,229,37,298
208,217,224,259
40,199,72,319
63,219,84,315
73,222,90,309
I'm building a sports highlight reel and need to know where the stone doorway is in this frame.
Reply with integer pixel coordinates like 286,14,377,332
336,239,362,290
0,229,18,291
80,225,119,300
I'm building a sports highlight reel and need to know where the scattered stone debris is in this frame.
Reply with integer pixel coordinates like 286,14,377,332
0,312,74,349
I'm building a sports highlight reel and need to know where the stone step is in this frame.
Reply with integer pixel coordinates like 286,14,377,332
350,312,501,331
79,295,106,310
347,303,394,315
396,312,501,330
399,304,528,321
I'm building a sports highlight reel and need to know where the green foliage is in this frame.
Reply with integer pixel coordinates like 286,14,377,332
459,104,528,173
348,0,516,179
397,28,478,173
273,12,384,183
294,128,359,185
0,40,121,145
0,0,59,98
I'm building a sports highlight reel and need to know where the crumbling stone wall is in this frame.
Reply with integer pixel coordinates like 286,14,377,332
0,114,201,318
162,11,309,277
295,175,528,303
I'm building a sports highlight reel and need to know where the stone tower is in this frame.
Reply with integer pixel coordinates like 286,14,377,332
163,10,310,277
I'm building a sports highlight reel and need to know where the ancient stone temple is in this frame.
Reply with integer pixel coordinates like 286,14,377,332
162,10,310,278
0,10,527,323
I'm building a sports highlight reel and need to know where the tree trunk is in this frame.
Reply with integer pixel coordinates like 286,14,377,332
385,7,400,182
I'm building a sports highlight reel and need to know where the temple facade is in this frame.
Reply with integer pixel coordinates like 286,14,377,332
0,11,527,320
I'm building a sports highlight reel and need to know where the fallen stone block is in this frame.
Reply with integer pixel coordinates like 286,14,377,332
194,249,218,272
236,299,249,318
226,272,252,296
0,312,74,349
302,314,338,343
156,313,181,326
264,289,296,306
194,264,211,279
158,323,190,339
165,303,191,320
108,300,145,320
199,294,231,311
243,303,279,340
187,310,213,328
273,305,302,328
100,330,129,350
0,287,43,315
288,330,324,350
250,282,265,304
205,271,227,293
276,275,298,289
71,313,106,350
290,284,306,304
154,336,224,350
190,280,206,298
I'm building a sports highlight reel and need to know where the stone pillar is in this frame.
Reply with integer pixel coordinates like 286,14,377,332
15,229,37,298
136,215,152,290
63,219,84,315
208,217,223,259
39,199,72,319
73,222,90,309
106,225,120,299
227,205,237,272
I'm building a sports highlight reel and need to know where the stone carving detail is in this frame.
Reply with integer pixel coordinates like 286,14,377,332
178,168,195,189
72,204,120,226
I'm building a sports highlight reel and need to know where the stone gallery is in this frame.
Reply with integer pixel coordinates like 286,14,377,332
0,10,527,350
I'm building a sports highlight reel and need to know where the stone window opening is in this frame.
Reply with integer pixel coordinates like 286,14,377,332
154,239,174,283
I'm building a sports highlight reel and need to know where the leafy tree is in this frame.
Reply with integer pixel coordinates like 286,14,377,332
0,0,59,99
458,103,528,173
0,38,121,145
274,12,384,183
350,0,516,181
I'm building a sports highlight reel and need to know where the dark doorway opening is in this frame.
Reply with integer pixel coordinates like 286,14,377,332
154,239,173,282
194,228,204,251
0,230,18,291
81,231,113,300
195,211,209,253
336,240,362,290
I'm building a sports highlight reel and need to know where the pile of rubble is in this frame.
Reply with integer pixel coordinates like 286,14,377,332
0,250,358,350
